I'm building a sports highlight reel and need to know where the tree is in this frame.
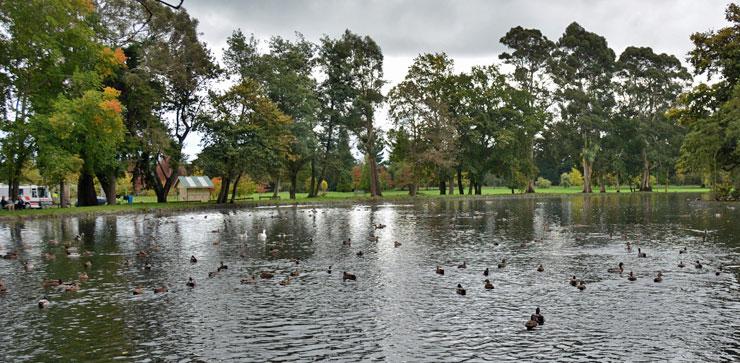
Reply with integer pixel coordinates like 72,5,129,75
141,5,218,202
499,26,555,193
318,30,385,197
198,80,292,203
388,53,457,196
224,31,319,199
616,46,689,191
549,22,616,193
670,3,740,199
0,0,100,202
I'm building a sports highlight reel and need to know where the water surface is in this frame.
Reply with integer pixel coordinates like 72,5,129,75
0,193,738,362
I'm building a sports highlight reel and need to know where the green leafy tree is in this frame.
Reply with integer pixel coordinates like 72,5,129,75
670,3,740,199
616,46,689,191
549,22,616,193
499,26,555,193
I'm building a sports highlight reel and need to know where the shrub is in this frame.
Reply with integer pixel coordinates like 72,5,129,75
535,177,552,188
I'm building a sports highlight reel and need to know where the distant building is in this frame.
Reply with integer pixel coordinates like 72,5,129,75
176,176,214,202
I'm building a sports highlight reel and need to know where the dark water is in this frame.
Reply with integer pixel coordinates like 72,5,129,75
0,193,738,362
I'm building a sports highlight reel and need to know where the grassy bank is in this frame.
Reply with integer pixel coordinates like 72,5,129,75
0,185,709,221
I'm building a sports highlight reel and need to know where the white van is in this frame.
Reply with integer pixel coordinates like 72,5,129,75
0,184,53,209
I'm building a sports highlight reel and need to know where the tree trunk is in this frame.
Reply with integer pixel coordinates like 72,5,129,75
272,176,280,198
230,173,241,203
448,177,454,195
368,155,382,197
600,175,606,193
457,168,464,195
582,157,593,193
640,151,652,192
308,158,317,198
525,179,536,193
289,170,298,200
409,183,417,197
439,180,446,195
475,183,482,195
77,171,98,206
59,181,68,208
468,180,473,195
97,173,117,205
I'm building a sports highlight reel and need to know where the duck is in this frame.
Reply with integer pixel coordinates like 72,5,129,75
367,236,379,242
436,266,445,275
356,251,364,257
132,287,144,295
74,233,84,241
38,296,50,309
458,261,467,269
607,262,624,273
525,314,538,330
279,276,292,286
78,272,89,281
497,259,507,269
394,241,402,248
625,242,632,252
217,261,228,272
136,250,148,259
537,264,544,272
484,279,494,289
143,262,152,271
83,260,92,269
679,247,687,254
695,260,703,269
716,265,723,276
2,251,18,260
569,276,578,286
186,277,196,288
190,255,197,263
327,265,332,274
534,307,545,325
342,238,352,246
456,283,466,296
483,268,489,276
654,271,663,283
290,270,300,277
260,271,274,279
678,261,686,268
208,271,219,278
63,282,79,292
23,261,34,272
627,271,637,281
577,281,586,291
343,272,357,282
42,279,63,288
153,286,168,294
637,248,647,258
240,275,256,284
374,223,386,229
0,280,6,293
258,229,267,241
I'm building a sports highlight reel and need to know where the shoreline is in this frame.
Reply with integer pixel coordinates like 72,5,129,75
0,188,713,222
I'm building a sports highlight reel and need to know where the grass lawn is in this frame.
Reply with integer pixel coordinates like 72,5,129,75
0,185,710,220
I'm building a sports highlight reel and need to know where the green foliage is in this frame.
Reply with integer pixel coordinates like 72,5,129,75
560,168,584,187
535,177,552,188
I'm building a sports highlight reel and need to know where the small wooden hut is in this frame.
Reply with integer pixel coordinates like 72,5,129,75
176,176,214,202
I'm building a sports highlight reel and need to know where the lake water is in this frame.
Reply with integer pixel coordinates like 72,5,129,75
0,193,738,362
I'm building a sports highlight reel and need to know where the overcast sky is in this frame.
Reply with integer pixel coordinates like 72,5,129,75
179,0,730,158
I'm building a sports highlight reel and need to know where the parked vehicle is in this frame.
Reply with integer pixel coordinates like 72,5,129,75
0,184,53,209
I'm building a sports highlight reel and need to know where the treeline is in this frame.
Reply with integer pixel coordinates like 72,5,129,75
0,1,737,206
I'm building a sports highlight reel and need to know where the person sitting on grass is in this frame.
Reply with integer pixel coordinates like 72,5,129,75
0,196,7,209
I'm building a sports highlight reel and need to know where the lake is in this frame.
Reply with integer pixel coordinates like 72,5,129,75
0,193,738,362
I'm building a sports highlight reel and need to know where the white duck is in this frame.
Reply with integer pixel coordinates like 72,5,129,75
258,229,267,241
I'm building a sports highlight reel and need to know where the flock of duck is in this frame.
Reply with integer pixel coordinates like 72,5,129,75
0,217,727,332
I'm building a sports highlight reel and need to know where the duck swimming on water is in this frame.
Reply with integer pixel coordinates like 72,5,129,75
628,271,637,281
637,248,647,258
484,279,494,289
343,272,356,282
457,261,467,269
525,314,538,330
436,266,445,275
497,259,507,269
695,260,703,269
678,261,686,268
570,276,578,286
537,264,544,272
483,268,489,276
534,307,545,325
607,262,624,273
456,284,466,295
654,271,663,283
